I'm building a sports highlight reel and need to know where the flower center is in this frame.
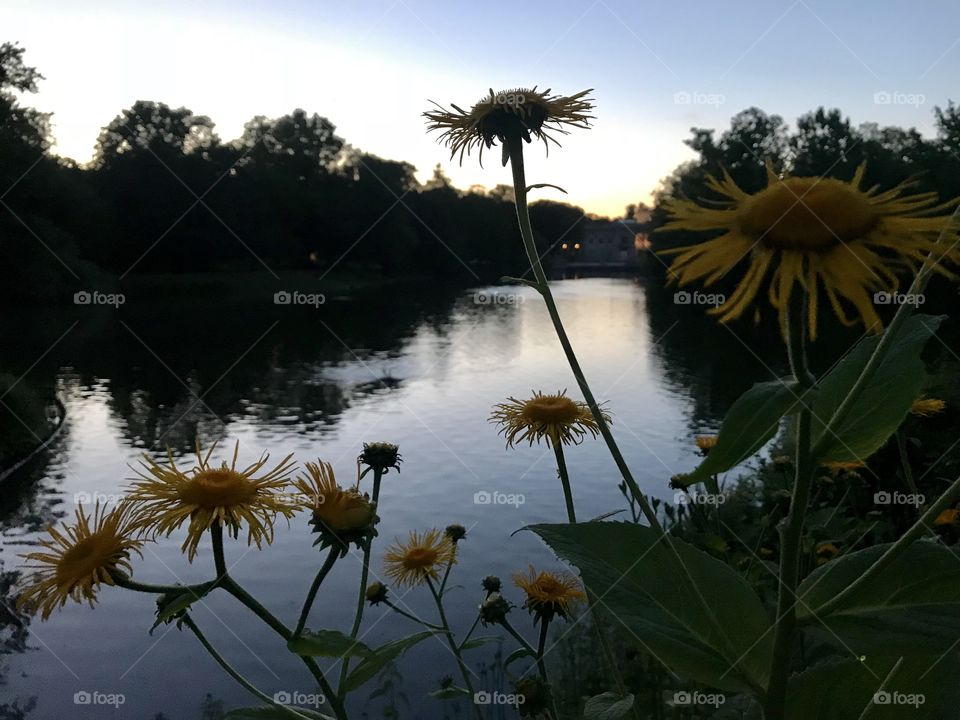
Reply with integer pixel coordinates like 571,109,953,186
535,577,564,599
476,93,548,144
178,468,257,509
56,534,117,582
403,547,439,570
522,396,581,425
740,177,878,251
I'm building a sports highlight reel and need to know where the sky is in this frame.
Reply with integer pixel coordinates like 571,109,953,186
4,0,960,217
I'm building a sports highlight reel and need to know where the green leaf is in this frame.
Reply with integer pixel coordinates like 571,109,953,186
797,540,960,655
344,631,440,692
151,587,210,634
504,647,533,668
785,655,960,720
530,522,772,692
460,635,501,651
224,706,329,719
811,314,943,463
428,686,470,699
678,379,803,486
583,692,635,719
287,629,372,659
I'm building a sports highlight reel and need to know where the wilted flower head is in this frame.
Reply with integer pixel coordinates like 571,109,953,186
444,524,467,543
478,591,511,626
424,87,594,165
481,575,502,595
18,502,143,619
359,442,402,475
910,397,946,417
295,461,376,554
365,581,389,605
695,435,718,454
512,565,586,624
490,390,609,448
129,441,297,561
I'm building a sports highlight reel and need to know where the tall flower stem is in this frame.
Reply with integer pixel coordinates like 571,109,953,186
383,600,443,631
114,575,216,596
764,298,816,719
551,437,577,523
208,525,347,720
425,576,482,720
506,137,661,533
183,615,319,720
295,546,340,637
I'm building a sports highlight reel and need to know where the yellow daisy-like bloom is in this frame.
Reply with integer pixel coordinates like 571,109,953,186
129,441,297,561
18,502,143,620
695,435,718,453
512,565,586,623
910,397,946,417
821,460,866,474
935,508,960,527
294,461,375,533
424,87,594,165
383,529,456,588
490,391,610,448
660,163,959,339
815,542,841,566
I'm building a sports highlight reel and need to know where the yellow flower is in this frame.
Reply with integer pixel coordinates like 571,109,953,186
512,565,586,623
659,163,959,339
935,508,959,527
18,502,143,619
295,461,375,534
129,441,297,561
490,391,610,447
424,87,594,165
910,397,946,417
695,435,718,453
383,529,456,587
815,542,840,566
821,460,866,474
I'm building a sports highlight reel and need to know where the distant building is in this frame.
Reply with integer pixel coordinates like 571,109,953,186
554,219,650,271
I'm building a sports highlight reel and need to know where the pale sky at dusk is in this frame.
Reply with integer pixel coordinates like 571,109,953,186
5,0,959,216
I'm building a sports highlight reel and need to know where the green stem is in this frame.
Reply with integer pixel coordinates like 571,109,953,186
183,615,321,720
383,600,443,631
535,619,551,684
499,617,538,657
113,575,216,596
211,522,228,578
894,430,921,499
552,438,577,523
426,577,482,720
295,546,340,637
458,615,482,651
506,137,661,533
764,299,816,719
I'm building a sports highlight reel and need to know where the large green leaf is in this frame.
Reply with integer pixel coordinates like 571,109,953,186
583,692,635,719
530,522,773,692
811,314,943,463
343,630,440,693
797,541,960,655
785,655,960,720
677,379,803,487
224,706,329,719
287,629,372,659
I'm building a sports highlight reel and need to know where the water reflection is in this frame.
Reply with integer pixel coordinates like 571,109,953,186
0,278,785,718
